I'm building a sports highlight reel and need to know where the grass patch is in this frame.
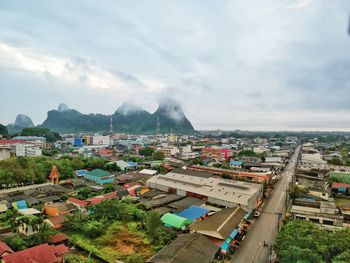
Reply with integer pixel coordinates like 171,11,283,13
67,222,155,263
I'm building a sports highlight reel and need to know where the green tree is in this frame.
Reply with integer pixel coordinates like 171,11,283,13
139,147,155,157
77,187,93,200
82,220,105,238
152,150,165,160
145,211,162,240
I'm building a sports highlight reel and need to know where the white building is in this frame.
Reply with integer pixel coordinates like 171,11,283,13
11,144,42,157
0,148,11,161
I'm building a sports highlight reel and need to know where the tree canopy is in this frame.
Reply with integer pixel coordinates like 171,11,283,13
274,220,350,263
152,150,165,160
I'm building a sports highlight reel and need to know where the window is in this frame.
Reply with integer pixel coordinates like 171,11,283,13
323,220,333,225
296,216,306,220
309,218,320,223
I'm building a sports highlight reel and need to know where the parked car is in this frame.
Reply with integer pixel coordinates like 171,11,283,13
254,211,260,218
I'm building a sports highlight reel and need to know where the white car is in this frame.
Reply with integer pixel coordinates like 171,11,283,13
254,211,261,218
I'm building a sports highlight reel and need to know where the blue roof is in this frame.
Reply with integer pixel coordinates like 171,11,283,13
230,160,243,166
177,205,209,221
76,169,88,176
127,161,138,167
16,200,28,210
229,229,239,239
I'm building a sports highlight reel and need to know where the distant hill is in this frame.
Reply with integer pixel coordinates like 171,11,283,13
40,99,195,134
0,123,8,135
7,114,35,133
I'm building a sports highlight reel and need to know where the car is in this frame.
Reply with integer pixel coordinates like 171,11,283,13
254,211,260,218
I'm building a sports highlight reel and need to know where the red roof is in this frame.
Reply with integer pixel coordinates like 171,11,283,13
67,197,88,207
50,233,69,244
86,191,116,205
98,149,113,156
332,182,350,189
0,139,24,145
0,242,13,256
47,215,65,228
2,243,68,263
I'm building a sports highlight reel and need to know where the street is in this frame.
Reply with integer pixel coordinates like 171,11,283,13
230,145,301,263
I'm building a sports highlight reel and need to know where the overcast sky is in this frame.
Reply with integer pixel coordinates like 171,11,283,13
0,0,349,131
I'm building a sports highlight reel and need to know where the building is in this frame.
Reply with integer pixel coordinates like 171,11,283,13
0,148,10,161
83,169,114,184
2,243,69,263
190,207,245,241
147,169,263,212
11,144,42,157
146,233,218,263
162,146,180,157
17,208,42,236
188,165,272,183
201,147,233,161
160,213,192,230
290,199,343,230
0,242,13,259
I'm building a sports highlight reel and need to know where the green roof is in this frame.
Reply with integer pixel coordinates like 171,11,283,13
87,169,111,177
161,213,192,229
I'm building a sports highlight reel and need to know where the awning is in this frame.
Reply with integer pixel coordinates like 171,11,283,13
229,229,239,239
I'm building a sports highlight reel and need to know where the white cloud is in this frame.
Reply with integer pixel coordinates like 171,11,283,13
287,0,314,10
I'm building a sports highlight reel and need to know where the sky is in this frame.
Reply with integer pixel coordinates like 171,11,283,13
0,0,349,131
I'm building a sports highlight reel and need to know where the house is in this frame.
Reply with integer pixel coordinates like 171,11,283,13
17,208,43,236
66,197,89,212
83,169,114,184
189,207,245,241
230,160,243,168
177,206,209,222
290,199,344,230
44,215,66,229
115,160,139,171
0,242,13,259
98,148,113,158
75,169,88,177
50,233,69,246
44,202,76,217
161,213,192,230
2,243,69,263
331,182,350,194
138,169,158,176
146,233,218,263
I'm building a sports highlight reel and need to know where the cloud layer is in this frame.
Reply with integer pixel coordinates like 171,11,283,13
0,0,349,130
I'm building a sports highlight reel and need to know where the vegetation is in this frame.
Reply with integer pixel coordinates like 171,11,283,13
329,172,350,185
238,150,257,157
63,199,175,262
274,220,350,263
15,127,61,142
289,185,308,201
0,156,113,189
0,123,8,135
3,215,56,251
139,147,155,157
152,150,165,160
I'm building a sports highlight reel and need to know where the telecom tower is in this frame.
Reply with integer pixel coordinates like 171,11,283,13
109,116,113,133
156,117,161,135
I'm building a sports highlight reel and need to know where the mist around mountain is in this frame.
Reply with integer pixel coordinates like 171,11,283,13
40,99,195,134
7,114,35,133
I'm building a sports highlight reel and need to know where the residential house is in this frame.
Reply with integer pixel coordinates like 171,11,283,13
83,169,114,184
2,243,69,263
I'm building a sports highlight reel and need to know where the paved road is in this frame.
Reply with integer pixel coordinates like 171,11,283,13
230,145,301,263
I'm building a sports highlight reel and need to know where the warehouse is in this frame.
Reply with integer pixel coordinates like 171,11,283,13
146,170,263,212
